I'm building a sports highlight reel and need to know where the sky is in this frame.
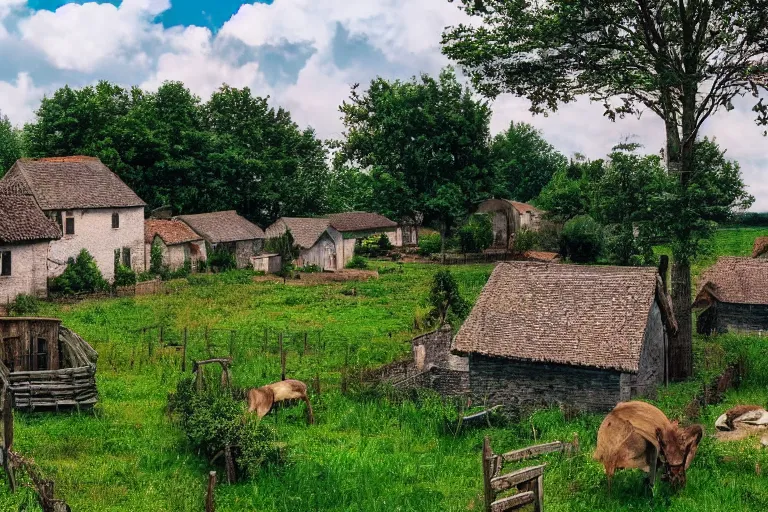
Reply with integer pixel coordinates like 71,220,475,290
1,0,766,210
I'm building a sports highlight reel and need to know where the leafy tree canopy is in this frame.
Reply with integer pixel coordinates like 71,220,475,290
0,112,23,175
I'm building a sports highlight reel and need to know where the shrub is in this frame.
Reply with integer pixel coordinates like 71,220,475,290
346,255,369,269
561,215,604,263
356,234,393,257
457,214,493,253
603,223,655,266
209,246,237,272
299,264,322,273
537,220,564,252
50,249,109,295
167,259,193,280
149,239,164,275
512,227,539,254
418,233,442,256
266,230,300,282
8,294,41,316
113,264,137,287
428,270,469,326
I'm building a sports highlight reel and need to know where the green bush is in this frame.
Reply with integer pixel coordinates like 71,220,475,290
114,264,137,287
457,214,493,253
149,239,164,275
8,294,41,316
168,376,282,480
418,233,442,256
346,255,369,269
513,227,539,254
209,246,237,272
428,269,469,326
50,249,109,295
603,223,655,266
536,220,564,252
356,234,393,257
299,264,322,273
561,215,604,263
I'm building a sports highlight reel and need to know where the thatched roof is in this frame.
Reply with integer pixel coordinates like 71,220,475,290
176,211,265,243
452,262,673,373
695,257,768,306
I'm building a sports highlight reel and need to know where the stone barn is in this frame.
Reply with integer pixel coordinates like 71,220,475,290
753,237,768,259
694,257,768,335
144,219,207,271
266,217,344,271
0,195,61,304
177,211,265,269
327,212,399,251
452,262,677,416
476,199,544,249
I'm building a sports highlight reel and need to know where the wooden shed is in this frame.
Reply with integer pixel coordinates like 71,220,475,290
452,262,677,417
0,318,98,410
694,257,768,335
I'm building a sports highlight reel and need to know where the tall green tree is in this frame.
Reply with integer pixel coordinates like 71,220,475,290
0,113,22,174
489,121,567,201
338,68,492,257
443,0,768,379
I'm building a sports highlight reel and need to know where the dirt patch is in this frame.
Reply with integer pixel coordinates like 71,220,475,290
253,270,379,285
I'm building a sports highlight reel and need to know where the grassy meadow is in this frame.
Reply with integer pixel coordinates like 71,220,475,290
1,227,768,511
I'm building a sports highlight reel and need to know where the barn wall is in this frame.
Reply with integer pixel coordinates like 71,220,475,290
0,241,50,303
468,354,623,417
299,233,338,270
47,206,145,281
0,319,60,372
631,302,666,398
234,239,263,269
707,302,768,334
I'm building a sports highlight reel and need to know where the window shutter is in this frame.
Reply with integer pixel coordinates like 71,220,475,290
112,213,120,229
65,217,75,235
122,248,131,267
1,251,11,276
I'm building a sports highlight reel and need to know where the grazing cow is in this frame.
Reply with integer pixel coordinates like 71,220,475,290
247,379,315,425
593,401,703,490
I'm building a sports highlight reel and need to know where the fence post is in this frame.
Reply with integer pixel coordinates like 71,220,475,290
181,328,188,373
279,334,286,381
3,390,15,493
159,325,164,347
303,332,308,356
205,471,216,512
146,329,153,358
482,436,493,512
229,331,236,359
205,327,210,357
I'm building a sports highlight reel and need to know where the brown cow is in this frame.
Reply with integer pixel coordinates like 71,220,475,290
247,379,315,425
594,401,703,490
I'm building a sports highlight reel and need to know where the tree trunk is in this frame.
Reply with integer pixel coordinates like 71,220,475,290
669,259,693,380
440,221,447,265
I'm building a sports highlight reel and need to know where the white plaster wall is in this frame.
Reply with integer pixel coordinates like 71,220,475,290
47,206,145,282
0,242,50,303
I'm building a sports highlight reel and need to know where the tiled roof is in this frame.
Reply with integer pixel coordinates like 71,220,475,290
1,157,146,210
176,211,265,244
695,257,768,306
506,200,543,215
753,237,768,258
265,218,332,249
145,219,202,245
0,195,61,243
452,262,663,373
327,212,397,232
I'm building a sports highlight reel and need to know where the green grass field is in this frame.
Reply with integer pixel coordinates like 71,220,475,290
1,228,767,511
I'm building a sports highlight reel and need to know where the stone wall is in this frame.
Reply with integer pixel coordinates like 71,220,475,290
0,241,50,303
234,240,264,269
469,354,623,417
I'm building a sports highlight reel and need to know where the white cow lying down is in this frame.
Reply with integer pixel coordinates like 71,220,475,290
715,405,768,432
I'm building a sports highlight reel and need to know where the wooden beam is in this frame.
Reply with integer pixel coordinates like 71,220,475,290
501,442,563,463
482,437,493,512
490,491,535,512
490,465,545,493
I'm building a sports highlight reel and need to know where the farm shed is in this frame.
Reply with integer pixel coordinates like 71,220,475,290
0,156,147,282
144,219,207,271
177,211,265,269
266,217,344,270
0,318,98,410
452,262,678,417
694,257,768,335
251,253,282,274
753,237,768,259
327,212,400,251
476,199,544,249
0,195,61,304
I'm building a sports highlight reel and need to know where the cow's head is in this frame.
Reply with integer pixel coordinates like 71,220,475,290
656,423,704,489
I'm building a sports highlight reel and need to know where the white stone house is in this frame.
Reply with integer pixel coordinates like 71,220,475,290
0,157,147,282
0,195,62,303
144,219,207,271
176,211,265,269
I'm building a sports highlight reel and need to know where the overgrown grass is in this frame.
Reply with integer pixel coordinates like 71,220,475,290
1,230,766,511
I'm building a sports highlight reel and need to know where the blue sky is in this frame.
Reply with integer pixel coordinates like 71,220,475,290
1,0,766,209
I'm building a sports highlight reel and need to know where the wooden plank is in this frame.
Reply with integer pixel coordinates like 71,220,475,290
482,437,494,512
534,475,544,512
491,491,535,512
501,442,564,463
490,465,545,493
206,471,216,512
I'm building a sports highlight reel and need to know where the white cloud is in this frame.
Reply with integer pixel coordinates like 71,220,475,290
0,73,44,123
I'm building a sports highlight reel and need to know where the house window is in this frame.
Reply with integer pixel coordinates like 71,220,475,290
122,247,131,267
53,212,63,231
35,338,48,371
65,211,75,235
0,251,11,276
112,212,120,229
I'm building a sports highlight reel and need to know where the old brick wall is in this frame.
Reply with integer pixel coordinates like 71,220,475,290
469,354,623,417
0,241,50,303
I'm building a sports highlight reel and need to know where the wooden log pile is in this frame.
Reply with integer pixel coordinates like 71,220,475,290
9,366,97,411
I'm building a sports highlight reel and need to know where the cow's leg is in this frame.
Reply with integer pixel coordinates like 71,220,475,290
647,445,659,490
303,395,315,425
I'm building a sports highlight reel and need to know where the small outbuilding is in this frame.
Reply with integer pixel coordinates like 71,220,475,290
694,257,768,335
0,317,98,410
452,262,677,416
250,253,282,274
476,199,544,249
266,217,343,271
144,219,207,271
753,237,768,259
0,195,62,304
177,211,265,269
327,211,399,249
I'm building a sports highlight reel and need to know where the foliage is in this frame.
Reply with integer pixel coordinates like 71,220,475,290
265,230,301,281
338,68,492,241
428,270,469,326
489,121,567,202
114,265,137,288
8,294,41,316
299,264,322,274
560,215,604,263
457,214,493,253
418,233,443,256
726,212,768,227
168,376,282,480
512,227,538,254
50,249,109,295
346,255,369,270
356,234,393,258
0,112,22,175
149,239,165,276
535,221,564,253
208,246,237,273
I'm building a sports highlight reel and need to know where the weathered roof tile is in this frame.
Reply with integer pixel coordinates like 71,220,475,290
265,218,332,249
145,219,203,245
695,257,768,306
327,212,397,232
176,211,265,244
0,195,61,243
